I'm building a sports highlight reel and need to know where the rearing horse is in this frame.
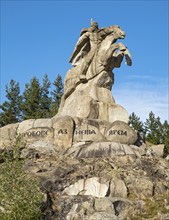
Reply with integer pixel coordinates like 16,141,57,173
60,25,132,107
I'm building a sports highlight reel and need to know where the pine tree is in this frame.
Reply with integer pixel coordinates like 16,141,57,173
39,74,52,118
160,120,169,155
144,111,162,144
128,112,144,132
162,120,169,143
50,74,63,116
0,80,22,127
21,77,41,120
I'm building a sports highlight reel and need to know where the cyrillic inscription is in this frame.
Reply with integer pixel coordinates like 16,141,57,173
75,129,96,135
58,129,68,134
23,130,48,137
109,130,127,136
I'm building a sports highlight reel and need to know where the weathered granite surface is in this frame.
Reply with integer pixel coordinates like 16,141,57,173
0,21,168,220
17,144,169,220
0,117,139,150
0,21,136,151
58,22,132,123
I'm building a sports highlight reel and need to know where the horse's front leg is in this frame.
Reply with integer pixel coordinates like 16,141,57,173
124,47,132,66
113,42,132,66
100,43,119,66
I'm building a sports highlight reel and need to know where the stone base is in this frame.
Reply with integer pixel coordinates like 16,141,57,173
0,115,141,157
66,142,146,158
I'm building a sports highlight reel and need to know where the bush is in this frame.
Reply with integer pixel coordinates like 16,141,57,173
163,144,169,158
0,138,43,220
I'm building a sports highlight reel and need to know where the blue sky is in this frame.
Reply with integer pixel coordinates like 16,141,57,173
1,0,168,122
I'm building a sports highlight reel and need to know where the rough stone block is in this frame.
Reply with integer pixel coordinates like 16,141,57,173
63,177,109,198
150,144,164,157
73,122,106,143
53,115,75,150
75,142,141,158
0,123,19,148
105,121,138,145
109,178,128,198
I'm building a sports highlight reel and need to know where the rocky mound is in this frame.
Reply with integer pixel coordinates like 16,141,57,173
16,141,169,220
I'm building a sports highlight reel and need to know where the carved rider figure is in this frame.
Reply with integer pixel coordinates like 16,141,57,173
69,20,109,77
59,21,132,112
69,20,100,66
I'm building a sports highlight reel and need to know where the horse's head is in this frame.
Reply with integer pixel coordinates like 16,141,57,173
106,25,126,41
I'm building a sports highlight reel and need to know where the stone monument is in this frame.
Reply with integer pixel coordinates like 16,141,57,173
1,22,168,220
58,21,132,123
0,21,143,157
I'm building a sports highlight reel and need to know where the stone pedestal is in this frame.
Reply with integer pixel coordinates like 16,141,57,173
0,23,140,158
58,71,128,124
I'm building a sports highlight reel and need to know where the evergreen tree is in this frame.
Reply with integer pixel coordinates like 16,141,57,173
162,120,169,144
144,111,162,144
0,80,22,127
50,74,63,116
21,77,41,120
39,74,52,118
160,120,169,156
128,112,144,132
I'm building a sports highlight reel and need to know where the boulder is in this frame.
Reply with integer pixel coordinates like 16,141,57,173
0,123,19,140
16,119,55,145
105,121,138,145
73,118,106,143
73,118,110,134
53,115,75,150
90,198,132,220
21,141,57,158
109,178,128,198
63,177,109,198
0,123,19,148
75,142,141,158
150,144,165,157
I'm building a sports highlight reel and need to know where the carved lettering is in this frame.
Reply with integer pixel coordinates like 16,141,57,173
27,132,32,137
22,130,48,138
123,131,127,136
117,130,121,135
109,130,127,136
90,130,96,134
36,131,41,136
75,129,96,135
75,130,82,135
58,129,68,134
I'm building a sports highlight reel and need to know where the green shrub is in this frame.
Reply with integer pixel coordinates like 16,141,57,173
130,194,169,219
0,137,43,220
163,144,169,158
